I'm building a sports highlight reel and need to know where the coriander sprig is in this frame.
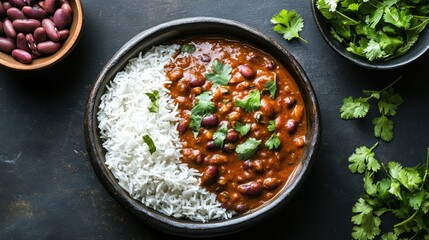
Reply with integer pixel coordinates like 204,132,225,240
348,145,429,240
271,9,307,43
340,77,403,142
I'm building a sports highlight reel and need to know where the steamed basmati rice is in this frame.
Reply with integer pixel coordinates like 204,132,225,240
97,44,234,222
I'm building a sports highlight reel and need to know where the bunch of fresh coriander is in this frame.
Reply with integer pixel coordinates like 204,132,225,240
316,0,429,61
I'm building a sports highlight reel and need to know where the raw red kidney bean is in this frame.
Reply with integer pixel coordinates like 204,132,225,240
37,40,60,53
37,1,45,9
3,19,17,38
3,2,13,11
42,18,60,42
58,29,68,42
13,19,41,32
9,0,26,9
33,27,46,42
25,33,40,57
7,7,27,20
22,5,47,20
61,3,73,24
0,37,16,53
12,49,32,63
44,0,55,14
16,32,30,52
0,3,5,15
53,9,67,30
0,22,4,35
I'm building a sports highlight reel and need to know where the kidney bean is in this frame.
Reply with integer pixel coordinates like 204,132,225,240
53,8,67,30
206,140,216,150
286,119,297,134
3,2,13,11
195,153,204,165
0,22,3,35
166,68,183,81
0,37,16,53
222,143,235,153
9,0,26,9
189,77,205,87
265,59,276,70
44,0,56,14
201,114,218,128
177,121,189,134
225,129,239,143
42,18,60,42
260,98,275,117
201,165,218,186
292,105,304,122
235,203,249,212
3,19,17,39
7,7,27,21
33,27,46,42
37,1,45,9
61,3,73,24
58,29,69,42
218,191,230,203
253,111,263,123
263,178,281,190
37,40,60,53
285,97,296,109
246,52,259,62
13,19,41,33
238,181,262,196
25,33,40,57
12,49,32,63
293,136,305,148
207,154,227,165
238,64,256,79
16,33,30,52
0,3,5,15
22,5,47,20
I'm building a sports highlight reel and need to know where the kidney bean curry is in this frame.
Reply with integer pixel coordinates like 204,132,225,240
164,38,306,213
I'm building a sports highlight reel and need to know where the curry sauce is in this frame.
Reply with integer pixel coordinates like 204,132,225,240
164,38,306,212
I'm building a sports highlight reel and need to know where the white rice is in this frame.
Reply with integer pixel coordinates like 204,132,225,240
97,44,234,222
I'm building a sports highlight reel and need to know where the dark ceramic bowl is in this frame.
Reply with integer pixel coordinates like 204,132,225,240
311,0,429,70
84,17,321,237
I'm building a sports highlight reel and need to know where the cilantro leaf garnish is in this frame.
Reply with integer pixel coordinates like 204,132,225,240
264,73,277,99
145,90,160,113
189,91,216,136
348,142,380,174
181,44,196,54
271,9,307,43
205,59,232,87
340,77,403,142
265,133,281,150
348,146,429,240
213,122,228,148
143,134,156,154
233,122,251,136
267,120,276,132
236,137,262,160
235,89,261,113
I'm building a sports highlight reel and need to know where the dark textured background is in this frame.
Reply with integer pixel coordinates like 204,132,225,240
1,0,428,239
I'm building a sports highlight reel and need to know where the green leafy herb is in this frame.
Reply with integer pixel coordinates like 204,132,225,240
348,146,429,240
339,77,403,142
145,90,160,113
271,9,307,43
213,122,228,147
264,73,277,99
189,92,216,136
235,89,261,113
265,133,281,150
181,44,196,54
316,0,429,61
236,137,262,160
205,59,232,87
143,134,156,154
268,120,276,132
233,122,251,136
348,142,380,174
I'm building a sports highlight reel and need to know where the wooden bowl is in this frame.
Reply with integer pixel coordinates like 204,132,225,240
84,17,321,237
0,0,84,71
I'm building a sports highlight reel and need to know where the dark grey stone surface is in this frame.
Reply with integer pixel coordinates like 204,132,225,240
1,0,428,239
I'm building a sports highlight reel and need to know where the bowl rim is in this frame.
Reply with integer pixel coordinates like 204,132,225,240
84,17,321,237
310,0,429,70
0,0,84,71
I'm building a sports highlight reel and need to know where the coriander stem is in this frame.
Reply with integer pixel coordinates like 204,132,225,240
394,209,419,228
335,10,360,24
369,142,379,152
379,76,402,93
420,148,429,190
408,17,429,31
